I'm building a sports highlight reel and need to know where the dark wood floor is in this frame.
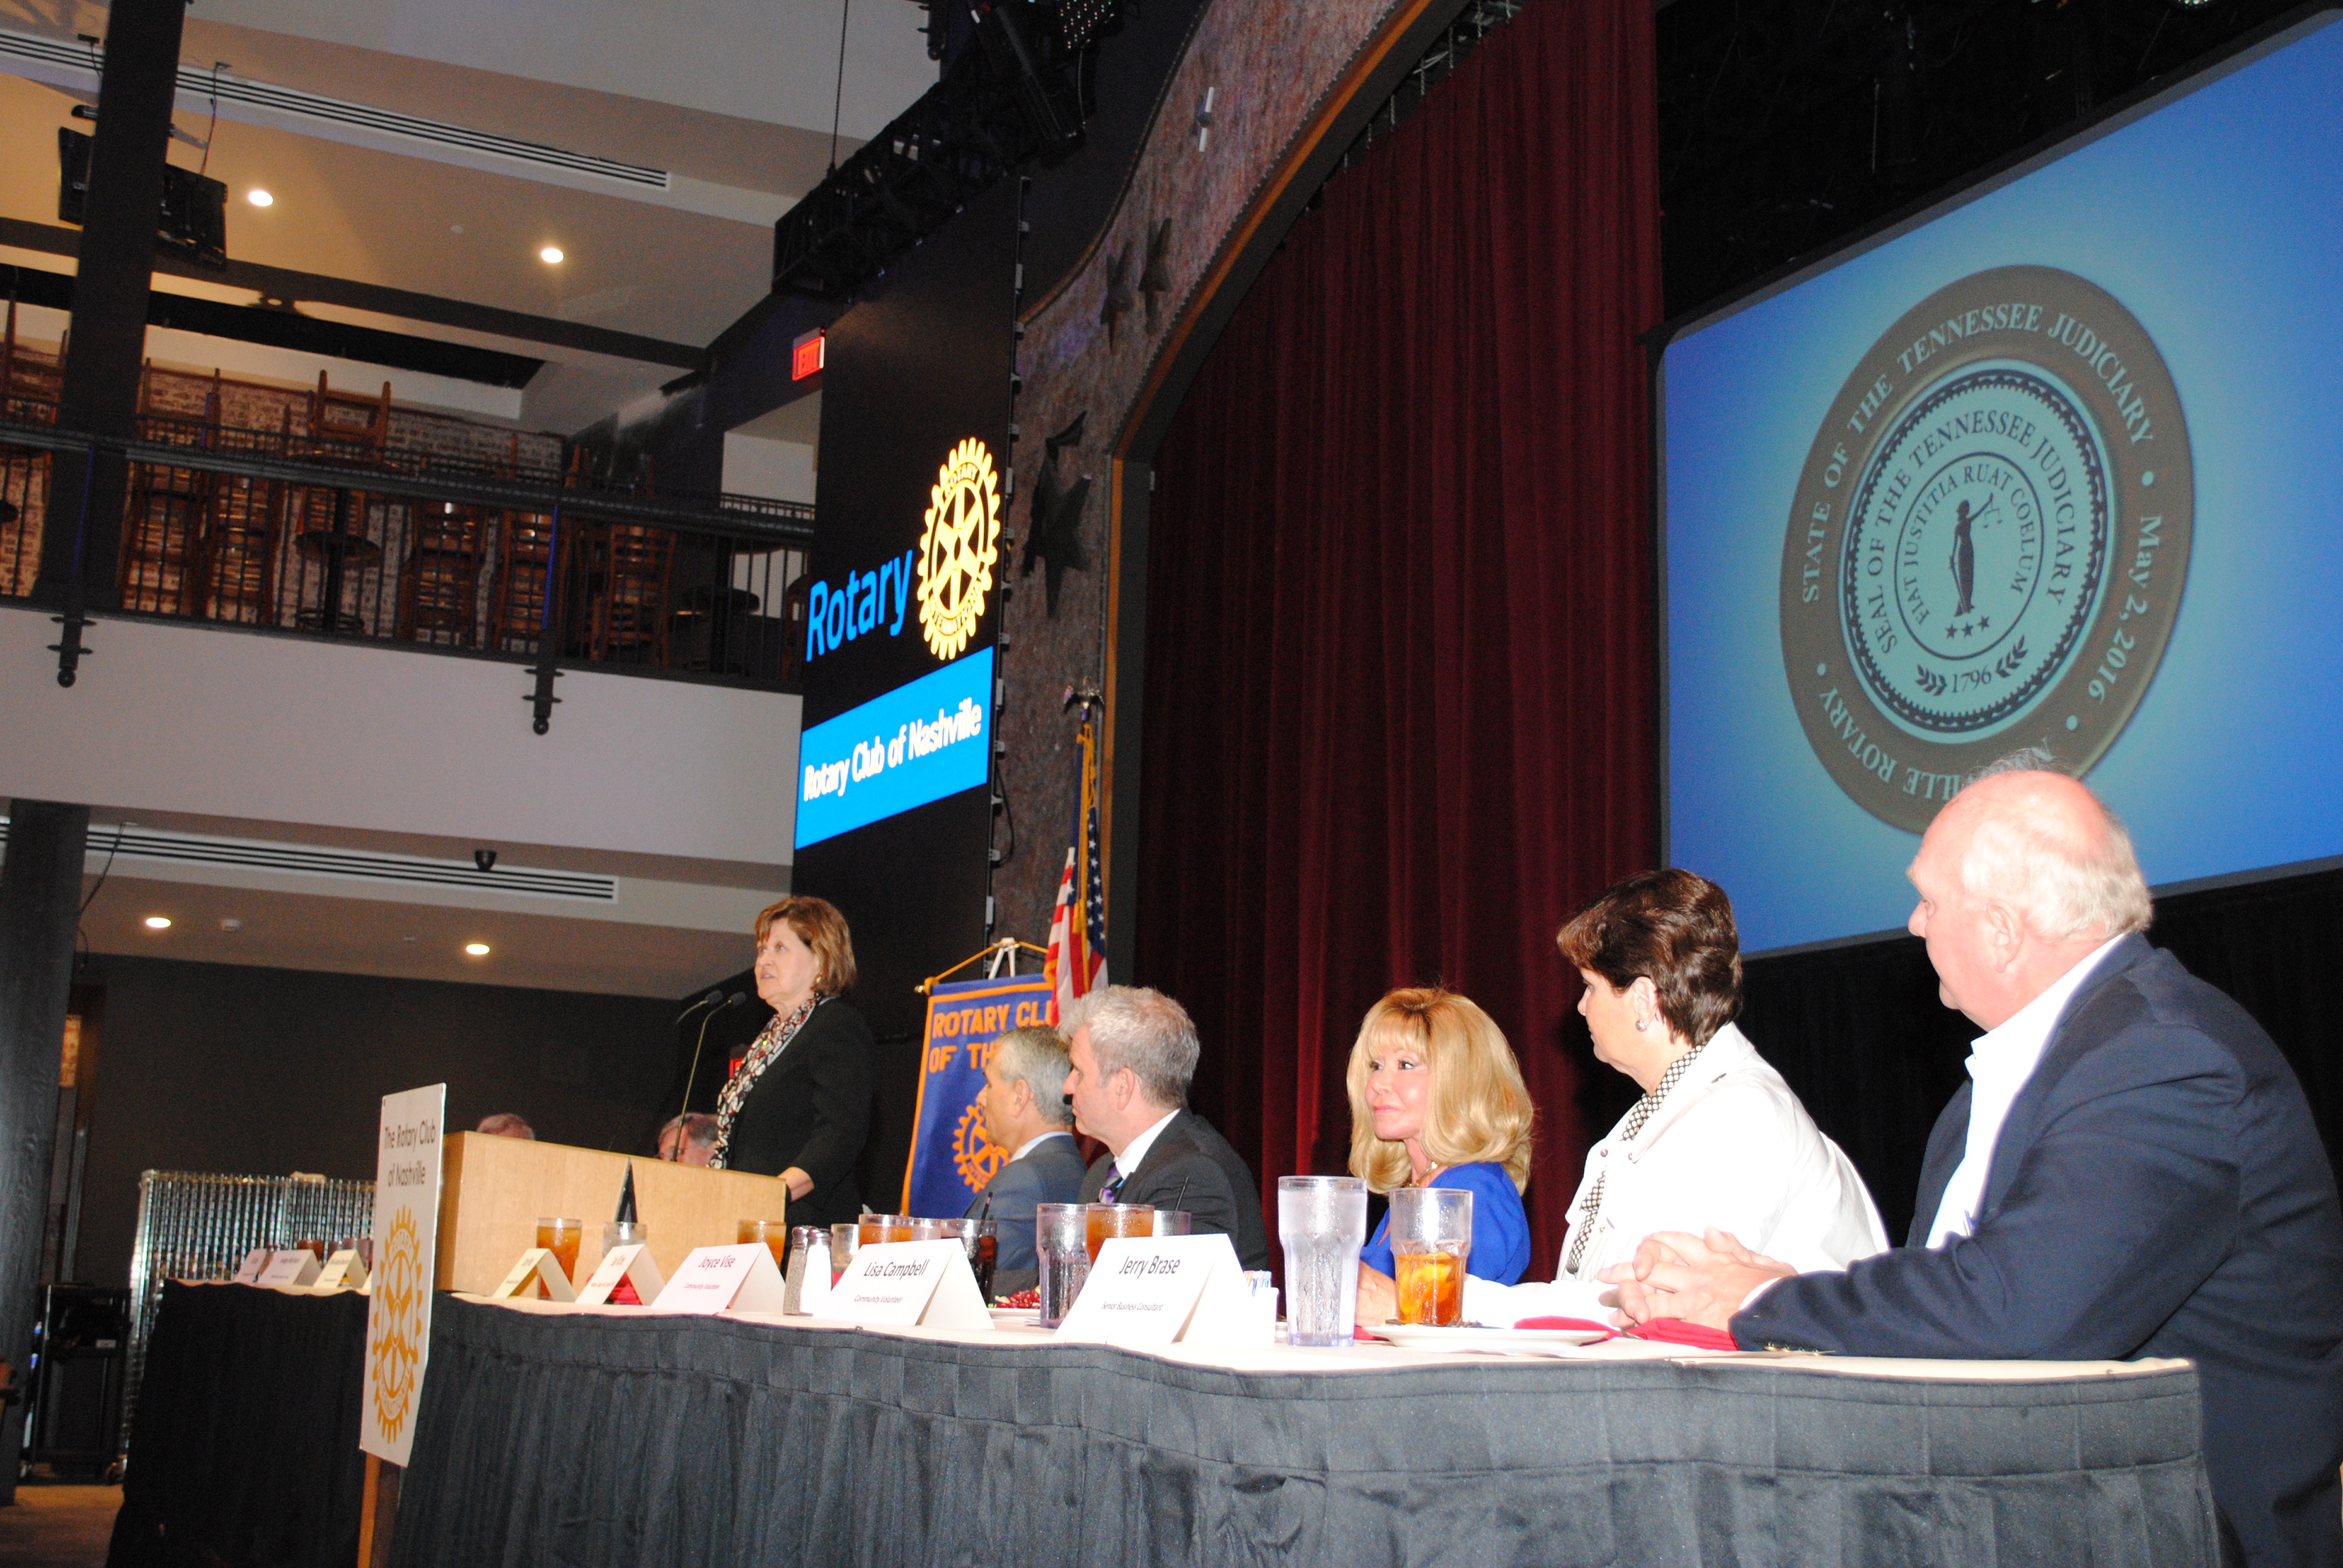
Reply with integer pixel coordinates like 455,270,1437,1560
0,1481,118,1568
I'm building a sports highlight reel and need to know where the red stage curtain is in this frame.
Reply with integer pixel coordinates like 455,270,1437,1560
1135,0,1662,1272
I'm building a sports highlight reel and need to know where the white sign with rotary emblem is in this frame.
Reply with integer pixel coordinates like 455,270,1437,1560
361,1084,445,1466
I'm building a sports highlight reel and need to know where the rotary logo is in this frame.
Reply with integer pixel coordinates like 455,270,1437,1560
916,438,1002,661
1778,266,2192,831
365,1205,425,1442
951,1099,1008,1194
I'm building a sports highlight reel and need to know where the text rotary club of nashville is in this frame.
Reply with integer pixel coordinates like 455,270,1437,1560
801,697,986,803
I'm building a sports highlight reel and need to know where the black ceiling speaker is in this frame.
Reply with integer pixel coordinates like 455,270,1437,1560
57,127,229,271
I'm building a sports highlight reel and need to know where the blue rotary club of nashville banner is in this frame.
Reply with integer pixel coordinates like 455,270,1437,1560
901,973,1056,1217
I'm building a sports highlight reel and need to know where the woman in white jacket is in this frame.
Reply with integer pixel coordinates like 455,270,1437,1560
1465,869,1888,1327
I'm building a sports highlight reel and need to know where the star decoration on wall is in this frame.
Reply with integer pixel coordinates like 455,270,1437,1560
1099,249,1133,347
1139,218,1173,331
1021,410,1091,616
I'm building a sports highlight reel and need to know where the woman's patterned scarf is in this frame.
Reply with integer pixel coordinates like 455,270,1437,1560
708,994,824,1169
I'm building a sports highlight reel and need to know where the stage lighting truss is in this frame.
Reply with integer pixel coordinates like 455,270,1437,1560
772,1,1121,299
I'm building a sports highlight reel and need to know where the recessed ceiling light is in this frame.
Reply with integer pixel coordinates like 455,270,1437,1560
464,941,492,956
247,189,273,207
539,245,564,264
143,915,172,930
219,918,244,932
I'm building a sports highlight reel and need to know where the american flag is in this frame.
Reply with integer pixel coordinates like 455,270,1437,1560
1046,713,1107,1024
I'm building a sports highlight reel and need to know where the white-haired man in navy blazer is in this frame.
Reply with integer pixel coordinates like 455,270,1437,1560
1606,760,2343,1567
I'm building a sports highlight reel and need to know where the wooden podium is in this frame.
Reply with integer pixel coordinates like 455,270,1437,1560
433,1132,790,1294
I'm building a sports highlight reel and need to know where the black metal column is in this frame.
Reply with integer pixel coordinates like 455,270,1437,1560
0,800,89,1503
32,0,191,614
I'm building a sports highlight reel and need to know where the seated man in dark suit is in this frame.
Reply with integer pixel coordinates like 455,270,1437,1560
1606,758,2343,1567
1063,986,1273,1270
967,1025,1087,1298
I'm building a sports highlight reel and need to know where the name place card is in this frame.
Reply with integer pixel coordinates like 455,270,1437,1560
231,1248,272,1284
649,1243,787,1313
827,1241,989,1332
1055,1234,1265,1347
577,1243,666,1307
255,1250,322,1288
314,1249,370,1292
488,1247,576,1302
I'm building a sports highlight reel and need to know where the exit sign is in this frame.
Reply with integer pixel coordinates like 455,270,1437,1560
792,328,825,381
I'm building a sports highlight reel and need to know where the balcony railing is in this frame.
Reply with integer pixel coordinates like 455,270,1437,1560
0,402,814,707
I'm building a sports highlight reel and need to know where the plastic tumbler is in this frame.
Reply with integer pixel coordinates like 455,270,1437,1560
1388,1187,1474,1327
737,1218,790,1272
830,1223,862,1285
1277,1175,1368,1346
1036,1203,1090,1327
534,1217,584,1287
942,1217,999,1300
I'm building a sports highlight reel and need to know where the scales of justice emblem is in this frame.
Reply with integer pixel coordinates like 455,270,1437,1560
1777,265,2194,832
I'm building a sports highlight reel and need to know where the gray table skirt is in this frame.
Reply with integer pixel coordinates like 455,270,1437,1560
390,1296,2218,1567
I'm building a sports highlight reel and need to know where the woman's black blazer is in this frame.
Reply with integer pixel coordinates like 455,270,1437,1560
721,998,874,1229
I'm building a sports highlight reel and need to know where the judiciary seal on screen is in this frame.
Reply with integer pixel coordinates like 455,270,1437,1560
1777,265,2192,832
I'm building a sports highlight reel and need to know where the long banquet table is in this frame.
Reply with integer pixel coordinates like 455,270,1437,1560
386,1295,2220,1567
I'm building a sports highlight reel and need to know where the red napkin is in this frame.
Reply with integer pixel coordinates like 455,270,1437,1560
1512,1315,1617,1342
1624,1318,1738,1351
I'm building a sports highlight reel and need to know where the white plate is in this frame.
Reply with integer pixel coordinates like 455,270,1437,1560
986,1307,1043,1325
1368,1324,1610,1351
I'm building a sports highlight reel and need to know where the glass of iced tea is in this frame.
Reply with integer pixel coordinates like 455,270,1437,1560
941,1217,999,1300
859,1214,917,1247
536,1217,584,1292
1085,1203,1155,1263
1387,1187,1473,1327
738,1218,790,1272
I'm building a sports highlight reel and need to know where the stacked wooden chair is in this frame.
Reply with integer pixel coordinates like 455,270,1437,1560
0,296,61,595
116,363,217,615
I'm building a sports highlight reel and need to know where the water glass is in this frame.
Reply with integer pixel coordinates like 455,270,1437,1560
910,1217,948,1241
830,1223,862,1285
1387,1187,1474,1327
1276,1175,1368,1347
1036,1203,1090,1327
601,1220,649,1304
1151,1210,1192,1237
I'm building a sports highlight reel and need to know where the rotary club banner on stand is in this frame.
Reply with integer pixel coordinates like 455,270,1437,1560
361,1083,445,1466
901,973,1055,1218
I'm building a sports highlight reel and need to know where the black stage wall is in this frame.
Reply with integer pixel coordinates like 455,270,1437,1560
1732,866,2343,1243
791,177,1018,1209
71,954,672,1289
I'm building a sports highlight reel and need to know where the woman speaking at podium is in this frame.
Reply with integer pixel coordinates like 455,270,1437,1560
707,896,874,1229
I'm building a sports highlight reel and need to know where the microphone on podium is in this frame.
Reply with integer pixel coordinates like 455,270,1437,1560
670,993,747,1158
675,988,724,1024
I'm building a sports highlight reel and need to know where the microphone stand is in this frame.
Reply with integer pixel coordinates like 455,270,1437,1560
672,996,740,1158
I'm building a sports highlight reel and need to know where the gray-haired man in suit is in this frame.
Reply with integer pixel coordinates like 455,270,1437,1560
1607,761,2343,1566
967,1026,1087,1297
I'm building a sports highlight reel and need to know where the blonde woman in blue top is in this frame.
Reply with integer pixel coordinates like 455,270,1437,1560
1350,988,1535,1323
